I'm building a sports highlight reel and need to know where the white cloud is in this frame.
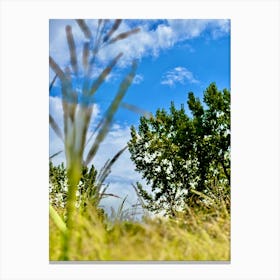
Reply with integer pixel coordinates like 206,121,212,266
167,19,230,41
167,19,209,40
161,66,199,87
97,19,230,66
209,19,231,39
49,19,230,80
133,74,144,84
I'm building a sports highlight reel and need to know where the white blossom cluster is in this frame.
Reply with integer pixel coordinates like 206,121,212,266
49,177,83,209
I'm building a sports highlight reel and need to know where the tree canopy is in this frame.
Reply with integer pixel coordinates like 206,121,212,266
128,83,230,216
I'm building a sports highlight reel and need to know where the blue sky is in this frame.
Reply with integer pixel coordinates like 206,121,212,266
49,19,230,214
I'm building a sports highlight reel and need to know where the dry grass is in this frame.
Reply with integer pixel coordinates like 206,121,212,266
49,200,230,261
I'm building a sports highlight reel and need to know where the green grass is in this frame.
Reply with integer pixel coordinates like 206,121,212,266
49,200,230,261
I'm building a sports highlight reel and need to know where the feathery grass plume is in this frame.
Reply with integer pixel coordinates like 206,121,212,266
92,19,108,58
88,52,123,97
103,19,122,43
66,25,78,75
132,183,149,217
61,68,75,140
49,56,72,139
49,56,66,80
96,146,128,189
49,73,57,92
49,19,142,260
84,118,103,148
49,150,63,160
49,114,63,142
84,102,151,149
85,60,138,166
100,192,121,200
82,42,90,71
75,19,93,39
107,28,141,45
64,66,78,122
121,102,153,118
109,196,128,223
72,53,124,170
49,77,60,150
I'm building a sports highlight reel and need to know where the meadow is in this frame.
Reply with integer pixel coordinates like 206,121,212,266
49,19,230,262
49,184,230,261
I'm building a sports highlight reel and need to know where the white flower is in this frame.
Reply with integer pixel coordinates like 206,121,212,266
165,165,172,175
154,166,161,173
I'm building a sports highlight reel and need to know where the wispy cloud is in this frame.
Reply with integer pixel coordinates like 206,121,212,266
49,19,230,81
133,74,144,84
166,19,230,41
161,66,199,87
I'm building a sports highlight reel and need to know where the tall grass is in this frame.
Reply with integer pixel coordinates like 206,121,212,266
49,19,140,260
49,193,230,261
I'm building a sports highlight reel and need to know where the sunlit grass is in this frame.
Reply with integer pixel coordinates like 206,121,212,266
49,198,230,261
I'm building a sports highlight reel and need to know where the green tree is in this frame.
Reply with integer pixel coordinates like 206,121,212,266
49,162,98,209
128,83,230,216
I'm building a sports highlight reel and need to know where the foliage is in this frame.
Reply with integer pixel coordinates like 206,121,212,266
128,83,230,216
49,162,98,209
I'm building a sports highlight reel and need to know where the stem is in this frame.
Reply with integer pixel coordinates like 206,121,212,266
62,157,82,260
49,205,67,234
220,159,230,184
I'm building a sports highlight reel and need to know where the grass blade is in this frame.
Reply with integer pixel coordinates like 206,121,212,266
108,28,140,45
49,205,67,234
85,117,103,148
49,150,63,160
49,114,64,141
101,193,121,199
49,74,58,92
116,196,128,221
82,42,90,72
76,19,93,39
121,102,153,118
96,146,128,188
85,60,137,165
92,19,108,57
88,52,123,97
66,25,78,75
103,19,122,43
64,67,77,122
49,56,66,80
